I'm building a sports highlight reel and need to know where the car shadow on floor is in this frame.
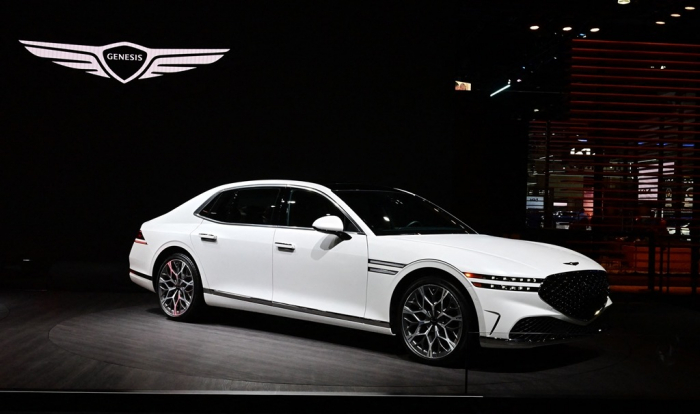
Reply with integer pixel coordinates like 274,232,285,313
145,305,603,371
145,305,405,358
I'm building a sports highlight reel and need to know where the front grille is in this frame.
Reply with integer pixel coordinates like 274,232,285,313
509,316,606,342
538,270,609,321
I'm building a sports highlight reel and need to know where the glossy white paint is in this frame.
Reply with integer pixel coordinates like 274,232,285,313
191,222,275,301
312,215,344,233
129,271,154,292
128,179,612,348
272,228,368,317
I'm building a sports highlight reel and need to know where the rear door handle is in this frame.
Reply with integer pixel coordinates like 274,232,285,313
275,242,295,252
199,233,217,242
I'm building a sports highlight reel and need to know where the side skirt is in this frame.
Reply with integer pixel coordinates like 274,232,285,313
203,288,393,336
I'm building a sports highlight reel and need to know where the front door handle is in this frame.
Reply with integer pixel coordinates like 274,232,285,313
275,242,295,252
199,233,217,242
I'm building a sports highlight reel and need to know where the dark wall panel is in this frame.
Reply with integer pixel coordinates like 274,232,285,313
1,1,469,262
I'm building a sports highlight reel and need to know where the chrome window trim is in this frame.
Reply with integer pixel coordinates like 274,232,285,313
193,183,366,235
193,184,284,226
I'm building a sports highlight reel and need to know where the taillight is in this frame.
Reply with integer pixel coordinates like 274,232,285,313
135,230,147,245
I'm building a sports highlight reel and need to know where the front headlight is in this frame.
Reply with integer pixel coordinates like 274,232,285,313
464,272,544,292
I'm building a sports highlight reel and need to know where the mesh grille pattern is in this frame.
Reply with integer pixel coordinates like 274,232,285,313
509,316,604,342
539,270,609,321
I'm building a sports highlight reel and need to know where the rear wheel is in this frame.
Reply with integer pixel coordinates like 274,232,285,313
156,253,204,321
397,276,473,366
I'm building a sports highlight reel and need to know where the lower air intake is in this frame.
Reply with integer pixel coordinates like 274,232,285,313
509,316,606,342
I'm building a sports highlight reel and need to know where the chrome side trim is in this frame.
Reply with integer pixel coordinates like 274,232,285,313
202,288,390,328
368,267,398,275
368,259,406,268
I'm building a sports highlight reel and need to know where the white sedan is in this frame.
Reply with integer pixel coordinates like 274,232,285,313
129,180,611,365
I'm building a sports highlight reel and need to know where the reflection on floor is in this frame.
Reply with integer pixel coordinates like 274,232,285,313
0,262,698,399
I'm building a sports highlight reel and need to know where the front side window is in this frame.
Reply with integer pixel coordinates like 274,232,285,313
334,190,474,235
285,189,358,231
199,187,280,225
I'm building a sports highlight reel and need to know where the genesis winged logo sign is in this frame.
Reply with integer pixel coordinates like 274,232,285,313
19,40,229,84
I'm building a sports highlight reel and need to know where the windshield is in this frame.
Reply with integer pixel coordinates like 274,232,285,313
334,190,475,236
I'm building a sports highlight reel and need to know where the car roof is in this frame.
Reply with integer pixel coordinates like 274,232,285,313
217,180,405,193
324,183,400,192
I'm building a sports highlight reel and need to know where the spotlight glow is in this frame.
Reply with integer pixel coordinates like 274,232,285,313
656,21,666,24
671,13,681,17
618,0,630,4
530,25,539,30
590,27,600,32
563,26,572,31
686,7,695,11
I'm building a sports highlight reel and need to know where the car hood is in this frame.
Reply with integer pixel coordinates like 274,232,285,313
376,234,604,277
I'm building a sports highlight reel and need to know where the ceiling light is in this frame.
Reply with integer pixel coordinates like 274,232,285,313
563,27,572,31
490,84,511,97
530,25,539,30
656,21,666,24
671,13,681,17
618,0,630,4
686,7,695,11
590,28,600,32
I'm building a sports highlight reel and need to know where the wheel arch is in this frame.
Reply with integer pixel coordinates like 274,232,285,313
151,244,206,291
388,261,484,337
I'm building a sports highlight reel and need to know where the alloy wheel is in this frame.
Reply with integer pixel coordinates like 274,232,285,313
158,258,195,317
401,284,463,360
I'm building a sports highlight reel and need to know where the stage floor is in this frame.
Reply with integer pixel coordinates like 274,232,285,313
1,284,699,401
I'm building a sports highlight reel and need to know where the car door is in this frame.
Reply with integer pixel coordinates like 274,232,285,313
272,187,368,317
190,186,282,300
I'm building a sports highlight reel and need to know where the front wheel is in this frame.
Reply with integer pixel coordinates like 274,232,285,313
156,253,204,321
397,277,473,366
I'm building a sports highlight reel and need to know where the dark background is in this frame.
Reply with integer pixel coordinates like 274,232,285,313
1,1,526,265
2,2,700,409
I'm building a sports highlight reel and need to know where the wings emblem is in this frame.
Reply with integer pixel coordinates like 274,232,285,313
19,40,229,84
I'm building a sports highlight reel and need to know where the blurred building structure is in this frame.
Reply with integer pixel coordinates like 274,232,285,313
526,38,700,294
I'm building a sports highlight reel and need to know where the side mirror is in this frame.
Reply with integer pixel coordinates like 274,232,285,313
312,215,352,240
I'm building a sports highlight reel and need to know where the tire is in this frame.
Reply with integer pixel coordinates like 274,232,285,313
156,252,205,321
396,276,474,366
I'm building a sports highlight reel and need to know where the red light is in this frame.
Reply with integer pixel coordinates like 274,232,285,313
135,230,147,245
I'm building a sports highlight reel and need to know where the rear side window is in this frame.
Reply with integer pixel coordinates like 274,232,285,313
199,187,281,225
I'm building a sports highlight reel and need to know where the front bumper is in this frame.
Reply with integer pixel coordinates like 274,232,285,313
472,270,612,346
479,309,611,348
